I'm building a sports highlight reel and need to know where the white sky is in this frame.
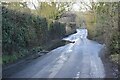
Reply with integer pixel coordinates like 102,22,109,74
26,0,39,9
71,2,91,12
26,0,91,12
72,3,80,11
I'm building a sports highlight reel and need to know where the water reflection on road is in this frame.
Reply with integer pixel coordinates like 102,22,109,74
10,29,105,78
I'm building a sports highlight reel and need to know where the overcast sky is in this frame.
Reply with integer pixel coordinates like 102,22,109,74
26,0,91,12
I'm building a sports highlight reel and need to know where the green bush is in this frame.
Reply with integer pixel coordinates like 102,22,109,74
2,6,48,55
109,32,120,54
49,21,66,39
2,6,66,64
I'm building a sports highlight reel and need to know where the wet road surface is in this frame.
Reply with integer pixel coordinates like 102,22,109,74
9,29,105,78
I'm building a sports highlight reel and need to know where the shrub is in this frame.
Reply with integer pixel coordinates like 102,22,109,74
2,6,48,55
49,21,66,39
2,6,66,64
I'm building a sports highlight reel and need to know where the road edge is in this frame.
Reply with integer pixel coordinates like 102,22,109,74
99,46,118,78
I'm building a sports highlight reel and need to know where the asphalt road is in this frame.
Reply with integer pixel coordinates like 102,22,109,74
9,29,105,78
